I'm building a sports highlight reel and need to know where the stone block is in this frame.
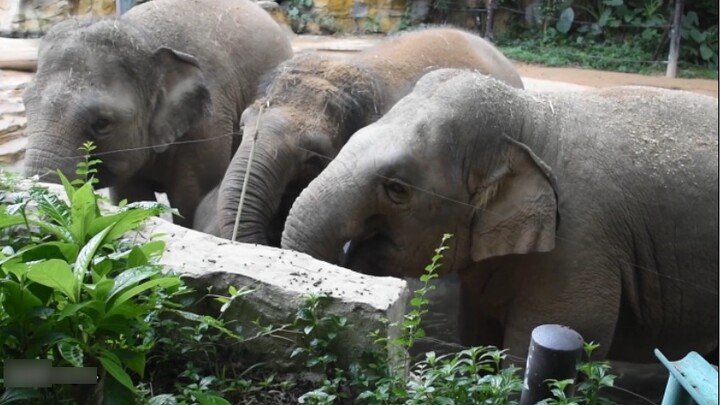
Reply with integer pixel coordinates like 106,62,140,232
134,216,410,371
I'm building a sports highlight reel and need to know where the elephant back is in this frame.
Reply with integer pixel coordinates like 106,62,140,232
355,27,524,104
124,0,293,117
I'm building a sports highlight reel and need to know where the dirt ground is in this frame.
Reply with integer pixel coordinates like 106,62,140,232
515,62,719,97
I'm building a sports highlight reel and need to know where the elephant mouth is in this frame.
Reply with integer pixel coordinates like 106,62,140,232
339,230,399,276
94,163,117,190
267,181,307,247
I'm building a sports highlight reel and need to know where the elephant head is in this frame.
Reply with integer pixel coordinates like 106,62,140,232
217,54,383,245
23,16,211,188
282,69,559,277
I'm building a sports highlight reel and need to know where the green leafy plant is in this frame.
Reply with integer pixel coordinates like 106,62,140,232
575,342,615,405
539,342,615,405
0,142,182,402
296,234,528,404
506,0,717,75
292,233,618,405
282,0,315,33
682,11,718,69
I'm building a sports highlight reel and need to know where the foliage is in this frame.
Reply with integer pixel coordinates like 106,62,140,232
281,0,315,33
0,143,266,404
497,34,718,78
0,142,180,402
136,283,302,405
681,11,718,69
293,233,616,404
498,0,718,72
537,342,615,405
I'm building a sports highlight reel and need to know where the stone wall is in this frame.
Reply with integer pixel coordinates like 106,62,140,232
0,0,119,37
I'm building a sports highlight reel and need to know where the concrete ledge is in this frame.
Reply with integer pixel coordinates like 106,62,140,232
137,216,410,370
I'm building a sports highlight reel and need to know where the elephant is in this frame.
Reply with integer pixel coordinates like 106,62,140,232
22,0,293,228
215,27,524,245
281,69,719,364
194,185,221,236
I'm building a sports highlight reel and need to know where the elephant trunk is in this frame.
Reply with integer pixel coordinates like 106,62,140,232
24,125,83,184
282,164,364,265
217,137,294,245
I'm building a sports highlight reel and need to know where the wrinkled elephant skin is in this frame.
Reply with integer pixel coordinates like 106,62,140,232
217,27,524,245
22,0,293,228
283,69,719,364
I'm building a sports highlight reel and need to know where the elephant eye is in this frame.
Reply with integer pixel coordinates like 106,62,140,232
384,180,410,204
90,118,112,138
304,154,326,170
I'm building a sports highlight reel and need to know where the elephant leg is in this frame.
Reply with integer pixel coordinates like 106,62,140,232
165,185,200,229
109,181,157,206
500,258,622,367
458,276,504,348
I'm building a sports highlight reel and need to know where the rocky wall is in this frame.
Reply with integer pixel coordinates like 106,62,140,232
0,0,121,38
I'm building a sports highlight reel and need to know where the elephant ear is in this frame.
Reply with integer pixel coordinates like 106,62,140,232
470,135,559,262
150,47,212,153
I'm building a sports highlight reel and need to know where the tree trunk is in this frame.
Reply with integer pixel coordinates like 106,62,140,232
666,0,685,78
484,0,497,42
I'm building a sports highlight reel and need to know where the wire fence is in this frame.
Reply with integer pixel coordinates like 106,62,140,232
20,127,720,299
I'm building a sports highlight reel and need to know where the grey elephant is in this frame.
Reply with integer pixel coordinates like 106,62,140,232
282,69,719,363
214,27,524,244
22,0,293,228
194,185,221,236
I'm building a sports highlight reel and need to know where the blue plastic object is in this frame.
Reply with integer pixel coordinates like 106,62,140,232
116,0,136,15
655,349,718,405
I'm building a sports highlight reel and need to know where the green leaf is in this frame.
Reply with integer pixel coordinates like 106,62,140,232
56,300,103,321
192,391,231,405
29,186,71,227
597,9,611,27
26,219,75,242
92,258,113,281
3,262,30,281
94,278,115,301
20,242,79,264
105,266,160,302
127,246,148,268
691,29,708,43
27,283,53,306
69,182,97,243
96,314,133,336
98,354,135,392
101,302,145,320
101,367,136,405
139,240,166,261
148,394,177,405
700,44,714,60
113,348,146,378
0,388,43,404
57,170,76,201
89,210,156,244
0,279,42,317
108,277,181,313
556,7,574,34
58,339,84,367
74,225,114,297
26,259,77,303
0,213,26,230
148,394,178,405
